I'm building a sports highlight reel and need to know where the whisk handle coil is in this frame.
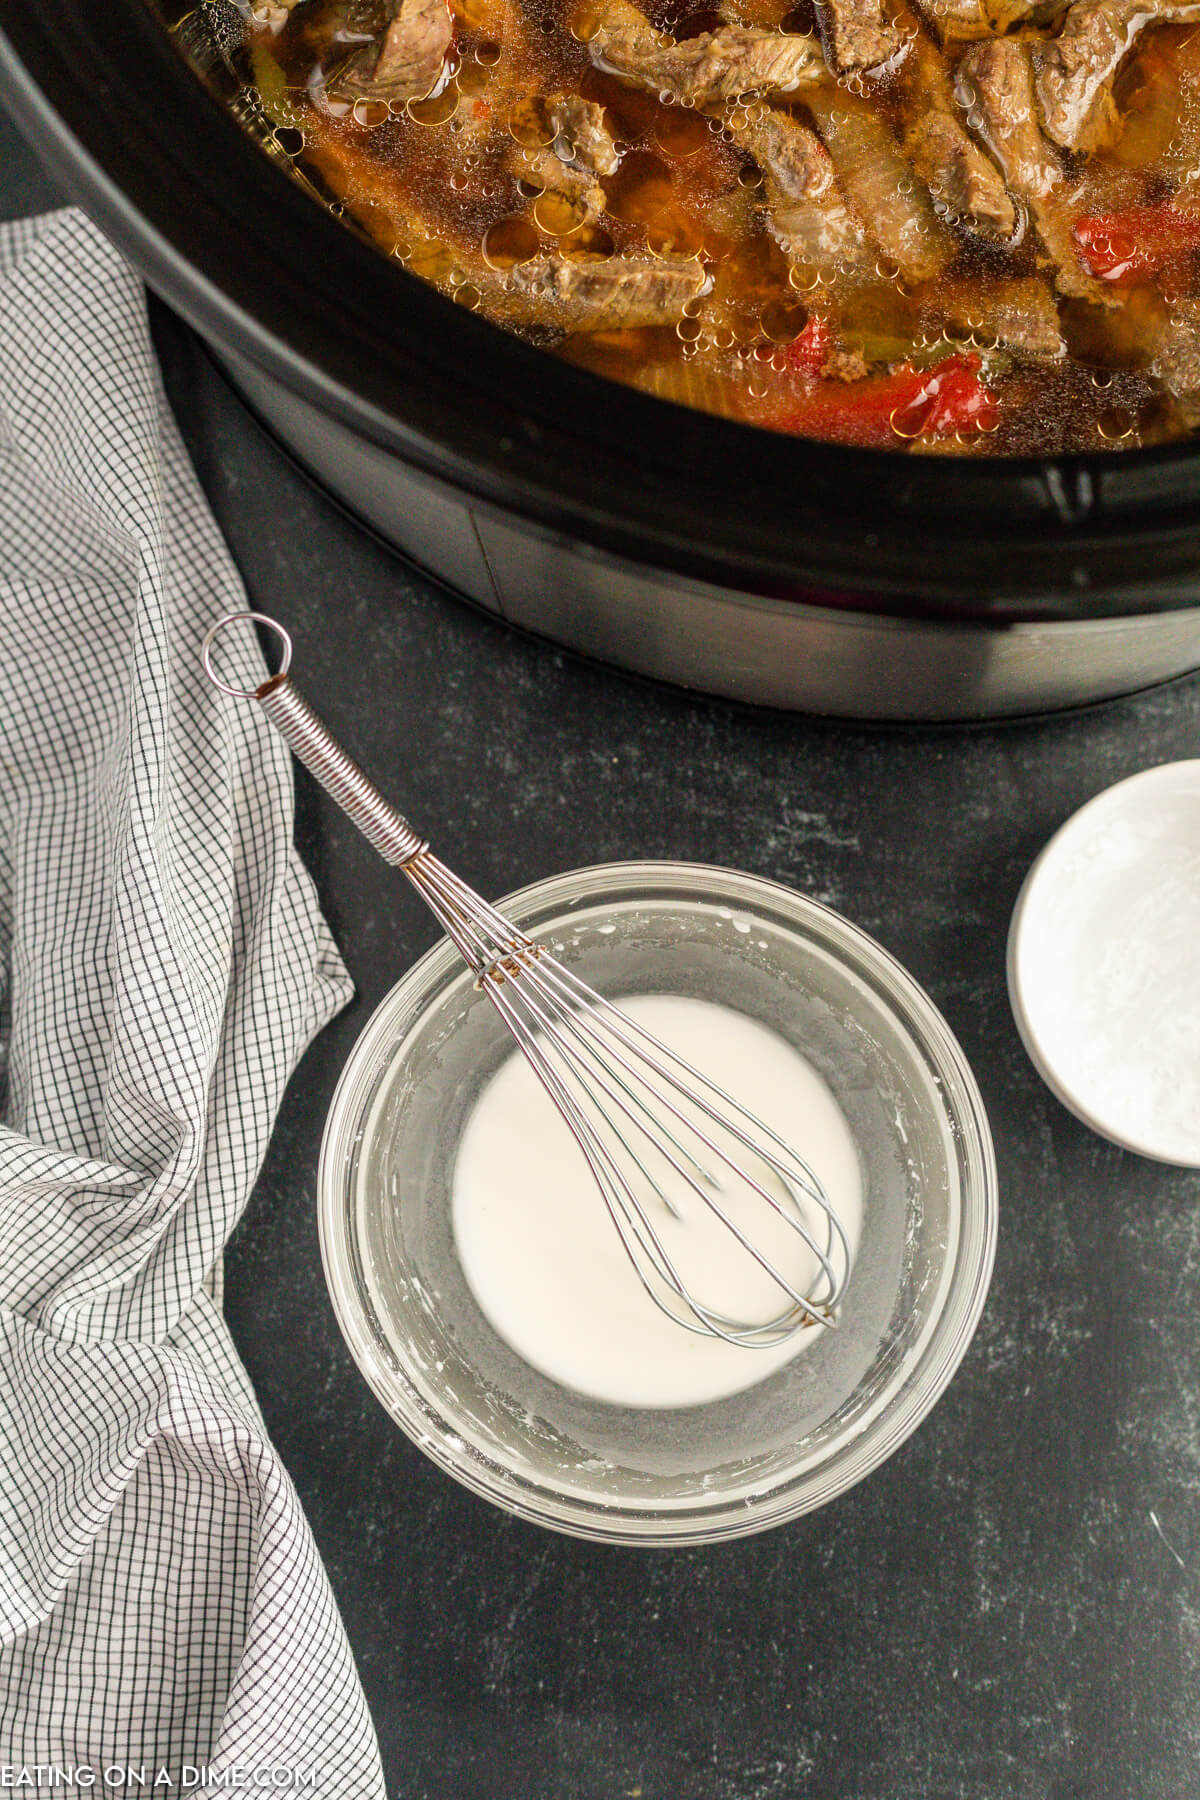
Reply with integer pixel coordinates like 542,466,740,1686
200,612,429,867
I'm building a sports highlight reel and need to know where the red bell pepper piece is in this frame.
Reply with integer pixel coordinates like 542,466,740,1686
772,353,999,448
780,315,834,375
1073,205,1200,283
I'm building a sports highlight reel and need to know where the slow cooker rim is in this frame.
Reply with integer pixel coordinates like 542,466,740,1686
5,0,1200,624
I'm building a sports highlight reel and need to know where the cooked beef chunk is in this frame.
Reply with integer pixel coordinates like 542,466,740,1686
805,87,953,283
503,253,711,327
734,111,874,272
823,346,871,378
506,142,607,212
717,0,794,21
588,1,827,104
961,37,1118,302
505,96,620,216
550,96,621,175
818,0,900,71
902,110,1016,234
328,0,452,102
893,31,1016,237
1036,0,1200,152
960,39,1059,199
918,0,1056,38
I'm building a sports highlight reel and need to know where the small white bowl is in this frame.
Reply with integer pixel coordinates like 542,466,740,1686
1008,761,1200,1167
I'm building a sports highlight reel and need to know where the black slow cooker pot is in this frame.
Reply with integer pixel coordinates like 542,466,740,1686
4,0,1200,717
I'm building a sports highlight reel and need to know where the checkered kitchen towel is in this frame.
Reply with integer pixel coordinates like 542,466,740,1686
0,208,385,1794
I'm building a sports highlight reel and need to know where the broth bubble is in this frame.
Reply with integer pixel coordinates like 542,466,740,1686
569,224,615,255
889,406,925,440
534,191,588,234
653,109,711,158
1097,407,1136,442
408,87,459,126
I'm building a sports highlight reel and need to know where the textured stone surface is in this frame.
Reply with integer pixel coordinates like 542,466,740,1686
4,104,1199,1800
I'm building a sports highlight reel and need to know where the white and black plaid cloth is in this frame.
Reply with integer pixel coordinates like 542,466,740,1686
0,208,386,1794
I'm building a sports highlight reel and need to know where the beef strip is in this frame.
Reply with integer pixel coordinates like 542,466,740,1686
328,0,453,103
818,0,901,71
804,87,953,282
917,0,1058,38
505,96,620,216
308,104,706,329
902,109,1016,233
1036,0,1200,153
895,34,1015,237
823,345,872,377
551,97,621,175
960,37,1117,303
718,0,794,22
734,110,875,272
960,39,1059,198
506,143,608,212
502,253,711,327
587,1,827,105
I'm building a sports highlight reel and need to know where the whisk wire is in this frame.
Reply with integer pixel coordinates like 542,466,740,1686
530,958,847,1303
467,954,746,1342
559,966,838,1214
485,972,833,1341
391,851,845,1341
409,857,834,1342
411,851,841,1337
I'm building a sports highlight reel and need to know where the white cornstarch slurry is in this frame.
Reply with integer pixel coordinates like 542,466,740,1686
453,992,863,1408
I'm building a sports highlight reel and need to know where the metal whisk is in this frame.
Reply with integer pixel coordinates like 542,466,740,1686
202,613,849,1348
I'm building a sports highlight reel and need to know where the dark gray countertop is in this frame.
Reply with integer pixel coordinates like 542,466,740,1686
5,115,1200,1800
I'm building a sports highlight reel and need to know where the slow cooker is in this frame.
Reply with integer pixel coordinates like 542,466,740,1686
5,0,1200,718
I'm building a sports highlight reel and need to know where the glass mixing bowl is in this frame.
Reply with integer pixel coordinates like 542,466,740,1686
318,862,997,1545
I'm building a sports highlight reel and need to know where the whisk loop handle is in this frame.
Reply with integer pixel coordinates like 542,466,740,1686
201,611,428,867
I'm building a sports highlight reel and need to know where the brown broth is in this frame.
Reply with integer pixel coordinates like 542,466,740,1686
193,1,1200,453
